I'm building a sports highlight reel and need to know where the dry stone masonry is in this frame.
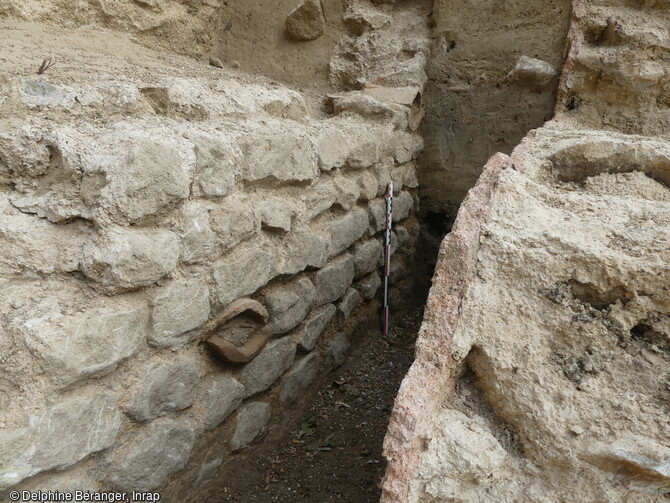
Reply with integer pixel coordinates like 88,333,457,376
6,0,666,501
0,1,425,500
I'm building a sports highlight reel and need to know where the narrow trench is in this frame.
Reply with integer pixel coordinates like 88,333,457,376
220,225,445,503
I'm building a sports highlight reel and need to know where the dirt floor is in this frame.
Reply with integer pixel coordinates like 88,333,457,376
220,305,424,503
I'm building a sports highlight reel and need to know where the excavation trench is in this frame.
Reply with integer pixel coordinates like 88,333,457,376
216,238,438,503
176,184,448,502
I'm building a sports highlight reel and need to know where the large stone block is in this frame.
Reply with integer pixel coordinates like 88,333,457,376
252,85,308,121
347,139,380,169
334,94,396,120
383,140,670,501
81,227,180,294
240,130,318,183
265,277,316,334
393,134,424,164
126,356,199,422
373,162,395,197
229,402,270,451
356,272,381,300
239,336,296,398
353,239,383,279
313,254,355,305
337,287,361,326
315,127,349,171
507,55,558,90
277,228,329,275
20,78,74,108
192,134,238,198
258,197,299,232
356,171,379,201
367,198,387,234
393,161,420,189
149,279,210,348
0,202,87,276
333,176,361,211
2,127,88,224
106,137,189,223
209,201,259,253
213,246,277,306
326,208,368,256
197,374,245,431
23,301,148,386
393,191,413,223
179,201,217,264
285,0,325,41
103,418,196,492
294,303,337,352
0,388,122,490
280,352,320,404
301,179,338,219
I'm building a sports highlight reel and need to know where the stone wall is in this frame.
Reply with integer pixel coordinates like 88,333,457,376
0,2,428,500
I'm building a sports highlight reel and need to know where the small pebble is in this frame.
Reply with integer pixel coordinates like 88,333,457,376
209,57,224,68
625,346,638,356
570,425,584,435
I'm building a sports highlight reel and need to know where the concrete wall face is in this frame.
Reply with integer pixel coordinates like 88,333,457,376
0,1,428,500
419,0,572,216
